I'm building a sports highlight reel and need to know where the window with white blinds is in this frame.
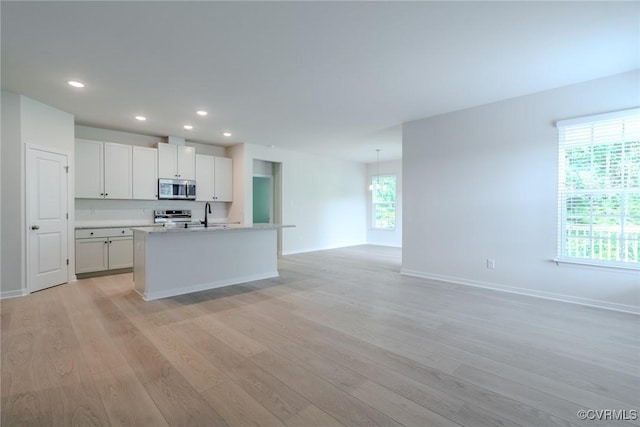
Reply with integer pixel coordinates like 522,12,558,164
556,108,640,268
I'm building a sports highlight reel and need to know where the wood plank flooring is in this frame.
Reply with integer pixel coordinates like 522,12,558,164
2,245,638,426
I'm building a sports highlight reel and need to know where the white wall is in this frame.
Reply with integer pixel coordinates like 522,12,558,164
229,143,367,254
367,159,402,247
253,159,274,176
75,125,227,156
1,92,75,297
402,70,640,313
1,91,23,296
76,125,161,147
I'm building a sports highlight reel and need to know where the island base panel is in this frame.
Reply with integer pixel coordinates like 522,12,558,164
133,228,278,301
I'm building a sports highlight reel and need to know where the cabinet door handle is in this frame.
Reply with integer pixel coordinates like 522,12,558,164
100,193,104,196
104,241,108,244
90,232,94,235
31,225,39,230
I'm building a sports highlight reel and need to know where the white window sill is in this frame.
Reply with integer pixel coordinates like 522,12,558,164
553,258,640,273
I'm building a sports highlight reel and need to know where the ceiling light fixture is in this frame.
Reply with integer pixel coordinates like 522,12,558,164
223,132,232,137
184,125,193,131
67,80,85,88
135,116,147,121
196,110,208,116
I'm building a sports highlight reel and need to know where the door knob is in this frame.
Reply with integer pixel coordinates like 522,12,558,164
31,225,39,230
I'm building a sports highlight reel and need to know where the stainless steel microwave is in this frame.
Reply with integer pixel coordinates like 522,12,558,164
158,178,196,200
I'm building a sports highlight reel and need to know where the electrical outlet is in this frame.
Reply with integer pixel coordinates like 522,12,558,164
486,259,496,269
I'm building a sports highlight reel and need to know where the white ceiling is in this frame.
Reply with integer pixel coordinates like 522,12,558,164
2,1,638,163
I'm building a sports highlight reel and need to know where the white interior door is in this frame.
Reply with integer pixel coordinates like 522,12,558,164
28,147,68,292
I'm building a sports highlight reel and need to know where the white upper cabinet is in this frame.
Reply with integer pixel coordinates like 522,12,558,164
177,146,195,180
75,139,104,198
157,143,176,179
76,139,226,201
195,154,233,202
157,143,195,180
75,139,132,199
214,156,233,202
103,142,132,199
195,155,214,202
132,146,158,200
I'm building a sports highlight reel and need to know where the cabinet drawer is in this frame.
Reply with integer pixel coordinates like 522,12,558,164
76,228,133,239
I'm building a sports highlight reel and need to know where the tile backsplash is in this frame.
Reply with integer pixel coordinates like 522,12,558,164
75,199,229,226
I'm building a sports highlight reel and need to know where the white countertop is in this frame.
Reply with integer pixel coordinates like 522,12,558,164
131,223,294,234
75,219,237,230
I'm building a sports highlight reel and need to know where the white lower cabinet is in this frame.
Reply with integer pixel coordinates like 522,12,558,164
75,228,133,274
75,237,109,273
107,236,134,270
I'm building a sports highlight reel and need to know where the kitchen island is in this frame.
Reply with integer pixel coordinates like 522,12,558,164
131,224,293,301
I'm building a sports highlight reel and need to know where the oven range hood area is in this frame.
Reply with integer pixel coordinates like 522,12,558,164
154,209,230,228
155,209,205,228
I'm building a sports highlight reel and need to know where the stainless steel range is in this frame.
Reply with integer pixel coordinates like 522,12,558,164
154,209,203,227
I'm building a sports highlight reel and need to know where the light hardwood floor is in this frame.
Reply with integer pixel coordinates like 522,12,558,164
2,245,638,426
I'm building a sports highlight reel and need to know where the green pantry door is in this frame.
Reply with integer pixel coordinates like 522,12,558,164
253,176,272,223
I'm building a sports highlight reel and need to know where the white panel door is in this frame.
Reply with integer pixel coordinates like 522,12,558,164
195,154,214,201
132,146,158,199
27,147,68,292
104,142,132,199
214,156,233,202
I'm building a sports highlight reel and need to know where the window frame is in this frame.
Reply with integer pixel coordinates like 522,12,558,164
556,108,640,270
371,174,397,231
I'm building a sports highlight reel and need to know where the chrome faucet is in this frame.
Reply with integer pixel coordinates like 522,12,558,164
204,202,212,228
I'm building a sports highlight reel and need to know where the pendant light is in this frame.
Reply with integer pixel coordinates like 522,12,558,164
369,149,381,191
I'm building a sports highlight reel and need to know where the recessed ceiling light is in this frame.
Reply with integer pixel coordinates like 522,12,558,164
196,110,208,116
223,132,232,137
68,80,85,88
184,125,193,131
135,116,147,121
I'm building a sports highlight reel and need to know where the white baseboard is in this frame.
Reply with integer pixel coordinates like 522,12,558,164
0,288,29,299
138,271,279,301
400,269,640,315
